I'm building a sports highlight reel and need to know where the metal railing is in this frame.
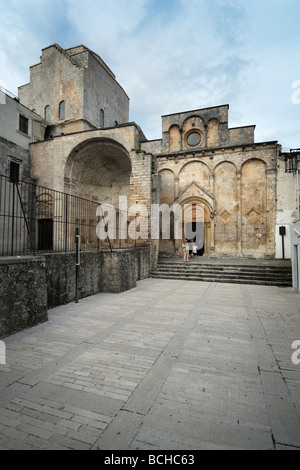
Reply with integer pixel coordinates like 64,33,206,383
283,148,300,173
0,174,147,256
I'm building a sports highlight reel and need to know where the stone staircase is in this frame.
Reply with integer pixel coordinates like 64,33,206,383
150,258,293,287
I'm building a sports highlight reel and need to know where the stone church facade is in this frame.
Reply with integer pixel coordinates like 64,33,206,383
11,43,297,263
142,106,278,259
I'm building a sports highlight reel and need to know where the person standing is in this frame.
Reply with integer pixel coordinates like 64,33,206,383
182,239,189,262
193,243,198,257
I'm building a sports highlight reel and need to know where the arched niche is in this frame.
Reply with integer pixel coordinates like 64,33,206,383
169,125,181,152
64,138,132,207
241,158,267,257
214,161,238,255
181,116,205,151
207,118,219,147
178,160,210,194
159,168,175,205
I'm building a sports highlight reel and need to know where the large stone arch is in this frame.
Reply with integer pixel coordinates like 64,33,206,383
62,137,132,250
64,137,132,206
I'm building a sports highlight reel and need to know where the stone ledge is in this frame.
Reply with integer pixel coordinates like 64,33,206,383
0,256,46,266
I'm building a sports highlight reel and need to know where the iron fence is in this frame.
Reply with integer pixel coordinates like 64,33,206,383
0,174,147,256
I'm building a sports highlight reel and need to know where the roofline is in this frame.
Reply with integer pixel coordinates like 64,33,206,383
229,125,256,130
27,43,130,101
161,104,230,118
154,140,279,158
66,44,116,79
29,121,145,144
1,89,46,122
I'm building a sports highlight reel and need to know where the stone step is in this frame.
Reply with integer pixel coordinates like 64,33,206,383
155,265,292,274
150,273,292,287
152,267,291,277
156,263,291,271
151,260,293,287
151,271,292,281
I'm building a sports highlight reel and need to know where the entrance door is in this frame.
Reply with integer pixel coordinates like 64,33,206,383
38,219,53,251
180,200,210,257
185,221,205,256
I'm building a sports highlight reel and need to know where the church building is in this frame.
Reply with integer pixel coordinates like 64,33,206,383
1,43,299,265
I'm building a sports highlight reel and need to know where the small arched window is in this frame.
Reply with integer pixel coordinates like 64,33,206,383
59,101,65,120
44,105,50,122
100,109,104,127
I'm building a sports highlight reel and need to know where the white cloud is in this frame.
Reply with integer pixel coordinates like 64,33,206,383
0,0,299,147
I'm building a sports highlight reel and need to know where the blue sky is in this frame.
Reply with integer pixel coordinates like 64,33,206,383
0,0,299,150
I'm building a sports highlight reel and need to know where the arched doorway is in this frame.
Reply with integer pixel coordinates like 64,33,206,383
178,198,213,257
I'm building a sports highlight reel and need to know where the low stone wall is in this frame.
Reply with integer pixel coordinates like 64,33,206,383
0,246,150,338
101,247,150,293
0,256,48,338
45,252,104,309
46,247,150,305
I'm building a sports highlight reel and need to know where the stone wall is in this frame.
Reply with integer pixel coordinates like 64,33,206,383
83,50,129,129
101,247,150,293
45,252,103,309
156,142,278,258
0,256,48,338
0,137,31,180
18,44,85,128
46,247,150,306
276,154,299,259
143,105,256,155
18,44,129,135
0,246,150,338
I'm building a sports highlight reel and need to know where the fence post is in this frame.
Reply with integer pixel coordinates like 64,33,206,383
11,182,15,256
65,194,68,252
75,228,80,303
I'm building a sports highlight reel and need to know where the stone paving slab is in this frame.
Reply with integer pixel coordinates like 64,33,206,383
0,278,299,450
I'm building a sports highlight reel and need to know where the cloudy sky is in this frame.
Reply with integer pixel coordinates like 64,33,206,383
0,0,299,150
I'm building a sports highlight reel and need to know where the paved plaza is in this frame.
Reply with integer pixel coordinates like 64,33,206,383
0,278,300,450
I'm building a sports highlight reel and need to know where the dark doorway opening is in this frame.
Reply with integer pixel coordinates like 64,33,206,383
38,219,53,251
185,221,205,256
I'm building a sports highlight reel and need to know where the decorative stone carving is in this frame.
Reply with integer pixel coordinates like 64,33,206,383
246,208,262,224
218,209,232,224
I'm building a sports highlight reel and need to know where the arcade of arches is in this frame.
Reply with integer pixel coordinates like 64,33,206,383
158,155,274,259
29,104,278,262
14,44,294,267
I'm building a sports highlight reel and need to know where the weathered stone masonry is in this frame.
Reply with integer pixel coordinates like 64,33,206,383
0,247,150,338
142,105,278,259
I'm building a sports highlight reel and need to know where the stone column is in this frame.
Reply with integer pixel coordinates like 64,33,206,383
266,167,277,258
210,173,214,194
175,176,179,198
236,170,243,257
204,124,208,148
